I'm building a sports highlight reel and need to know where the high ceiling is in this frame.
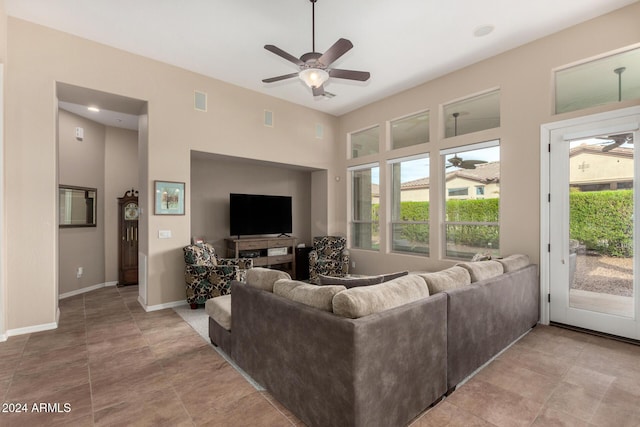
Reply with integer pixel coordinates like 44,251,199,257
6,0,638,117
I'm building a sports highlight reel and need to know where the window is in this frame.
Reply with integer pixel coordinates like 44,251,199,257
391,111,429,149
441,140,500,260
555,47,640,114
350,126,379,158
350,164,380,250
443,90,500,138
448,187,468,198
389,155,429,255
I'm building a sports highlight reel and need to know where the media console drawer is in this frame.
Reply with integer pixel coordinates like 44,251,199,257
269,254,293,264
237,240,265,251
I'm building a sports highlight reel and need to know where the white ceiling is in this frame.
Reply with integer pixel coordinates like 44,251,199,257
6,0,637,117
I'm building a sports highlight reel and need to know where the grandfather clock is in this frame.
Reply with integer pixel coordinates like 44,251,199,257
118,189,139,286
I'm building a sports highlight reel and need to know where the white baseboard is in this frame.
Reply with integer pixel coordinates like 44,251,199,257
59,281,118,299
139,296,188,312
7,320,58,337
0,333,7,342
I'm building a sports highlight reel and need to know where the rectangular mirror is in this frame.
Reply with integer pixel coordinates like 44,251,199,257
59,185,97,227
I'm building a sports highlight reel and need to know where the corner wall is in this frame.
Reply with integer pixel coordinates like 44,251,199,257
336,3,640,276
4,17,337,331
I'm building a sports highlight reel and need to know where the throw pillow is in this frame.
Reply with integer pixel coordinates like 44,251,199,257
497,254,530,272
456,260,504,282
274,279,345,312
380,270,409,282
245,267,292,292
318,274,384,288
417,266,471,294
332,275,430,319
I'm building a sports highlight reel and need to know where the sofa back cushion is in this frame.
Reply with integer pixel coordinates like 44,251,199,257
497,254,530,272
456,260,504,282
417,266,471,294
332,275,430,319
245,267,291,292
274,279,345,312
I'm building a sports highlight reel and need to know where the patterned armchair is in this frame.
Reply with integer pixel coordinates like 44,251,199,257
308,236,350,284
183,243,253,308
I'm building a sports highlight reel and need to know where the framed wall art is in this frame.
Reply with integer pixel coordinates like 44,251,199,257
154,180,185,215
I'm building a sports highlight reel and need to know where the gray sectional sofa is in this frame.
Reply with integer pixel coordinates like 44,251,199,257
206,256,539,427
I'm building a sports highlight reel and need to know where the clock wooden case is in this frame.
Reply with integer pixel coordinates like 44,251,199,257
118,189,139,286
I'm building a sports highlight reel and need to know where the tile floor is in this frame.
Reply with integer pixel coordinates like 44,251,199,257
0,285,639,426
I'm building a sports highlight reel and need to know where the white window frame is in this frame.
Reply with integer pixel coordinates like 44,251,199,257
387,154,430,256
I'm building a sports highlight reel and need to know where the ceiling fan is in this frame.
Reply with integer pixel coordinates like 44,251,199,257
446,113,487,169
599,132,633,152
446,154,487,170
262,0,370,97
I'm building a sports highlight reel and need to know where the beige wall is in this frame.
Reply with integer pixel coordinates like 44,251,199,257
58,110,105,295
570,151,633,184
190,154,314,253
4,18,336,331
337,3,640,275
105,127,138,283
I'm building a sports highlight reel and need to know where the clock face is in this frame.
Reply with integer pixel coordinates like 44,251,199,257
124,202,139,220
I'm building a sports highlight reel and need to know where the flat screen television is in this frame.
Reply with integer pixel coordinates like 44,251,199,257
229,193,292,237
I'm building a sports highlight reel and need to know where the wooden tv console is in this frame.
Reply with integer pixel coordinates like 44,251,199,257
226,236,297,279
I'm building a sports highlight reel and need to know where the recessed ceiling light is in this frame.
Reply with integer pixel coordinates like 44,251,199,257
87,106,100,112
473,25,494,37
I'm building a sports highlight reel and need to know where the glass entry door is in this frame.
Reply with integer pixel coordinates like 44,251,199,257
548,113,640,340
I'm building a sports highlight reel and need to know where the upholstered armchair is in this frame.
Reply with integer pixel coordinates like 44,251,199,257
183,243,253,308
308,236,350,284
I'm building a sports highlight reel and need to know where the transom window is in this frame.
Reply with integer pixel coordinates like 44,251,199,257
350,126,379,159
390,111,429,150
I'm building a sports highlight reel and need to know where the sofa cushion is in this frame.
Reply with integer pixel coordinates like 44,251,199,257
456,260,504,282
332,275,430,319
497,254,530,272
205,295,232,331
245,267,291,292
318,274,384,288
417,266,471,294
274,279,345,312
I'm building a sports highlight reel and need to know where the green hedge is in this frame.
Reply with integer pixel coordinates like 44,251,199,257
369,191,633,257
373,199,500,247
569,190,633,257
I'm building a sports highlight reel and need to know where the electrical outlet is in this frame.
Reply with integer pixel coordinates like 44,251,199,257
76,267,83,278
351,261,356,269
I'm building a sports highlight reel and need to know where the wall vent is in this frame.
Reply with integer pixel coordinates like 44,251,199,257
264,110,274,127
194,91,207,112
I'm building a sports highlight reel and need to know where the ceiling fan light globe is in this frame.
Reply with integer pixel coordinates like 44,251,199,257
299,68,329,88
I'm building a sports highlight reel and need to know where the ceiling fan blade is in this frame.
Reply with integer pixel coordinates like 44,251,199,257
460,160,487,169
264,45,304,67
329,69,370,81
312,85,325,97
262,73,299,83
602,141,624,152
318,38,353,67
